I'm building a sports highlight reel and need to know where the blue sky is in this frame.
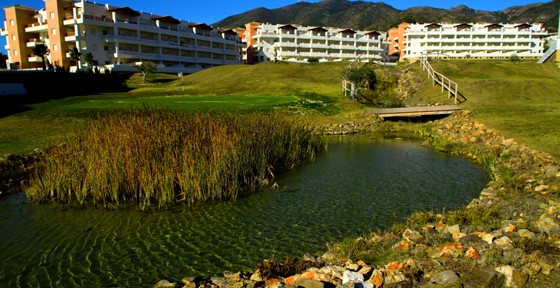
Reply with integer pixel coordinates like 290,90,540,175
0,0,548,55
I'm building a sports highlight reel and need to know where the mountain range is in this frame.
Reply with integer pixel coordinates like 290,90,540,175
213,0,559,32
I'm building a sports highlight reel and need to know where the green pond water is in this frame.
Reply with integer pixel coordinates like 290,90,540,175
0,135,487,287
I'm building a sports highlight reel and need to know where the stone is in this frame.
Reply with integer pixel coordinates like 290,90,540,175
392,240,410,250
535,184,549,193
403,228,423,243
465,247,481,259
502,223,517,233
358,266,373,275
445,224,461,235
431,270,460,285
367,269,383,288
459,233,488,247
385,261,406,271
459,268,505,288
517,229,536,239
495,265,528,288
535,217,560,234
494,236,513,249
429,242,465,259
475,232,495,245
155,280,177,288
211,277,229,288
452,232,466,242
321,251,338,262
346,263,360,271
293,278,324,288
343,270,364,284
250,270,263,282
384,270,406,285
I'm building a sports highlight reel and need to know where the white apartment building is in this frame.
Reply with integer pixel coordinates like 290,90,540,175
249,23,390,63
399,22,547,60
1,0,243,73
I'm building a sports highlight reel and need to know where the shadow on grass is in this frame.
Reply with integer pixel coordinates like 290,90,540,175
0,71,133,118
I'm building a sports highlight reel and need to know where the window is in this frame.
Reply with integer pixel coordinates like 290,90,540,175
50,12,55,19
10,19,14,26
14,49,18,56
11,34,16,41
104,46,109,51
51,28,56,35
53,44,58,51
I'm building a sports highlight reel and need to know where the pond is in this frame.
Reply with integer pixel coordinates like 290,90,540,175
0,135,487,287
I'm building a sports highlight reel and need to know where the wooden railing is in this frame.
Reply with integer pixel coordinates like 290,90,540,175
420,55,462,104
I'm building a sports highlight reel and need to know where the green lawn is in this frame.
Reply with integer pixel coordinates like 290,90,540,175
2,60,560,160
429,60,560,160
0,62,351,155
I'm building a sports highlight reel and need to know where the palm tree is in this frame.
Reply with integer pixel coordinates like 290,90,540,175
0,52,7,69
33,44,49,70
69,47,82,71
83,52,94,71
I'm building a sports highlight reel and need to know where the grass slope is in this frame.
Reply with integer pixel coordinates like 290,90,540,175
429,60,560,160
0,62,349,155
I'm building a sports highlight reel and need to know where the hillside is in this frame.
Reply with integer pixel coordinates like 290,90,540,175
214,0,559,32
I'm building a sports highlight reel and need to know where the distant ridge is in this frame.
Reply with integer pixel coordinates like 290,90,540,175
213,0,559,32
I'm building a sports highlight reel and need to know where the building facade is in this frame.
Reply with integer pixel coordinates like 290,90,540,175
390,22,548,61
248,23,390,63
1,0,243,72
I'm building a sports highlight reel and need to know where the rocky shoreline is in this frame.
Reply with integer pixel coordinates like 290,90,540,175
155,110,560,288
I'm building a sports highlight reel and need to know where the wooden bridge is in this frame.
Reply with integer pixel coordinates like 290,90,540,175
365,105,462,118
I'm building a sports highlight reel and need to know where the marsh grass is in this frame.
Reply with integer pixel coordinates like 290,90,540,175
26,108,324,210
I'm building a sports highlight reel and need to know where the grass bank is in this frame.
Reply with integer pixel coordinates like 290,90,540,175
428,60,560,160
27,108,324,209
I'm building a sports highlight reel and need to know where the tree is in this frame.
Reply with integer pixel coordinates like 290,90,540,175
135,61,157,82
341,65,377,89
0,52,7,69
83,52,94,71
69,47,82,70
33,44,50,70
510,54,520,64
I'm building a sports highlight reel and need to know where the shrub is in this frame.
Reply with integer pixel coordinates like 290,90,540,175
510,54,520,64
307,57,320,63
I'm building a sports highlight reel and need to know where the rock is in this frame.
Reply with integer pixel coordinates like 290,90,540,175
502,223,517,233
211,277,228,288
321,251,338,262
429,242,465,259
475,232,495,245
445,224,461,235
358,266,373,275
346,263,360,271
250,270,262,282
342,270,364,284
385,261,406,271
535,185,549,193
494,236,513,249
403,228,422,243
517,229,536,239
535,217,560,234
431,270,460,285
293,278,324,288
495,265,528,288
459,233,489,247
459,268,505,288
155,279,177,288
392,240,411,250
465,247,481,259
366,269,383,288
384,270,405,285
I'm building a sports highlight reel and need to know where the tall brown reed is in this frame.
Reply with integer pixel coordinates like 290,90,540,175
26,108,324,210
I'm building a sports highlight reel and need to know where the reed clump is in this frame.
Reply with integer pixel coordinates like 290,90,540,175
26,108,324,209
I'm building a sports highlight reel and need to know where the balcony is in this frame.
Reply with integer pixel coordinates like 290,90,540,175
25,23,48,33
0,28,7,36
26,39,44,48
28,55,43,62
